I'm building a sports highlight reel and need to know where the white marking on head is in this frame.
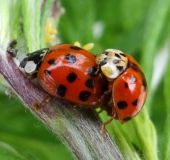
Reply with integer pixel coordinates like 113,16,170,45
40,49,48,57
24,61,37,74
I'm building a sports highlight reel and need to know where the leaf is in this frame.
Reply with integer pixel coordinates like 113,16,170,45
162,43,170,160
22,0,42,51
0,141,25,160
0,93,73,160
141,0,170,105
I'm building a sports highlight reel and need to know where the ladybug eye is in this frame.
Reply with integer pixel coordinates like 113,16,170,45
99,58,107,66
113,59,120,64
20,58,28,68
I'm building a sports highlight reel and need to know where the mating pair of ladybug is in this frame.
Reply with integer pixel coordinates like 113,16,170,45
8,41,147,132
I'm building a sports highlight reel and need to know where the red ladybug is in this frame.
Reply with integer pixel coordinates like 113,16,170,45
19,44,109,107
96,49,147,131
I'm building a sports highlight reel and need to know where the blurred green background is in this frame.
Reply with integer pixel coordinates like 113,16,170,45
0,0,170,159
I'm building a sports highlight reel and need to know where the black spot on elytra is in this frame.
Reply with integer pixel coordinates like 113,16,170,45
87,67,97,77
79,91,91,101
142,79,147,92
131,63,139,71
132,99,139,106
85,78,94,89
116,66,124,71
56,85,67,97
99,58,107,66
44,70,51,75
65,54,77,64
113,59,120,64
67,72,77,82
130,63,147,92
117,101,128,109
124,82,128,88
70,45,82,50
48,59,55,65
123,117,131,122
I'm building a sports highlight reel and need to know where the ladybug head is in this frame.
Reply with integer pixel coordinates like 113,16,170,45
96,49,128,79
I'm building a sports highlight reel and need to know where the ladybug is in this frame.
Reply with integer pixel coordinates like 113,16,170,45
19,44,109,107
96,49,147,130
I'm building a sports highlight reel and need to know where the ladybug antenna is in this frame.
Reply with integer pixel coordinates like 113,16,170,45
17,44,31,58
18,43,29,52
97,45,102,56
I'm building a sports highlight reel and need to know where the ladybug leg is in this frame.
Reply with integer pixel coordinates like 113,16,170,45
95,68,100,75
33,96,51,110
104,88,112,95
100,113,116,134
99,83,112,103
27,72,38,80
73,104,81,108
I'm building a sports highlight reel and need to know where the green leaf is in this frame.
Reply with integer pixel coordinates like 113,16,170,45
40,0,56,47
58,0,96,44
132,108,158,160
0,93,73,160
0,141,25,160
162,44,170,160
8,0,22,39
100,113,141,160
22,0,42,51
141,0,170,105
0,1,10,48
100,106,158,160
